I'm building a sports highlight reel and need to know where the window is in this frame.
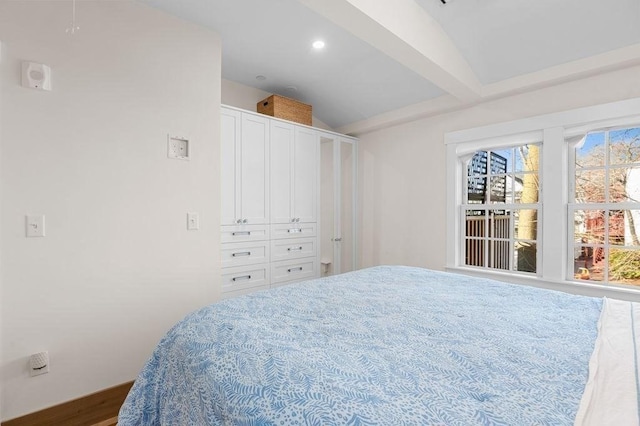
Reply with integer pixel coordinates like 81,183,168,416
570,127,640,285
463,145,541,274
446,97,640,293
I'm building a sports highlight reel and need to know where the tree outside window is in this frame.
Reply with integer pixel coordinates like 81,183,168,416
572,127,640,285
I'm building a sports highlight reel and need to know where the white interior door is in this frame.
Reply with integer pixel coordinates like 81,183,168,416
339,138,356,273
320,134,357,276
320,139,335,275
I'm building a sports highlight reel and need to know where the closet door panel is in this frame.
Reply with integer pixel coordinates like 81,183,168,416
221,109,240,225
270,121,294,224
293,126,318,223
240,113,269,225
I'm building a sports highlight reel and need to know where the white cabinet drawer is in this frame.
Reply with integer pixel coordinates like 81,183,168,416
221,224,269,243
270,237,316,262
221,284,269,300
271,258,317,286
270,222,317,240
222,264,269,293
221,241,269,268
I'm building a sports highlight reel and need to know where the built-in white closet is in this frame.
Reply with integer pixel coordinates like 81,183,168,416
220,105,357,297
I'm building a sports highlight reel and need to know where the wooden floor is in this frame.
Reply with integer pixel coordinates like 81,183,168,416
92,417,117,426
1,382,132,426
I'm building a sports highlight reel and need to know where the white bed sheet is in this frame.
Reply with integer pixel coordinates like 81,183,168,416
576,297,640,425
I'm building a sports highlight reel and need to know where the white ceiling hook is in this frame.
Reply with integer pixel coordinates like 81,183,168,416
65,0,80,35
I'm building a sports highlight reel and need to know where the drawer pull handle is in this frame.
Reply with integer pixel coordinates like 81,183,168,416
232,275,251,281
287,267,303,273
287,246,303,251
288,228,302,233
232,231,251,236
232,251,251,257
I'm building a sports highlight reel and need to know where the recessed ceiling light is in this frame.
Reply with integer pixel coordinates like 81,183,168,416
312,40,325,49
255,75,266,81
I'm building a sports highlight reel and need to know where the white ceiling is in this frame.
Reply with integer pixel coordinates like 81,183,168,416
142,0,640,133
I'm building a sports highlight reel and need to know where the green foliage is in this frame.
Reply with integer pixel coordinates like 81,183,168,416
610,250,640,281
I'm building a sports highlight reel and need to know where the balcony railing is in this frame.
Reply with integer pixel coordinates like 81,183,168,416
465,215,510,269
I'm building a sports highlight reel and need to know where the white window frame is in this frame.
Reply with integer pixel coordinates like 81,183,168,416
445,97,640,299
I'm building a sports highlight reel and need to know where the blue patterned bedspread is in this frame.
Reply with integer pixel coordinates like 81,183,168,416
119,266,602,425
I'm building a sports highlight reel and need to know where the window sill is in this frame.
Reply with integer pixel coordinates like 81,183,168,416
445,265,640,303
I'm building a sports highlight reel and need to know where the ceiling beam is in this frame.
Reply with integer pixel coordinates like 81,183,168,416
336,94,465,136
483,42,640,99
295,0,482,102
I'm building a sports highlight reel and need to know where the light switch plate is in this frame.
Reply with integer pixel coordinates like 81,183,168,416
26,215,45,237
187,212,199,230
168,135,189,160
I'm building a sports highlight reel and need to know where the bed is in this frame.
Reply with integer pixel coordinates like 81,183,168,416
118,265,639,425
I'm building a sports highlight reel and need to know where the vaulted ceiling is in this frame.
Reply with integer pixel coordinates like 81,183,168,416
143,0,640,134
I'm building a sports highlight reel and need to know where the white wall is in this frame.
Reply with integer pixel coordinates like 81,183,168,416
0,38,4,423
222,79,335,131
359,64,640,271
221,79,271,114
0,1,221,421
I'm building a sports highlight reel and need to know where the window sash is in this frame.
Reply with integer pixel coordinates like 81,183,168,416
568,125,640,285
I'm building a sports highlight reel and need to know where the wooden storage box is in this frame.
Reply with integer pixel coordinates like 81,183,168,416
257,95,312,126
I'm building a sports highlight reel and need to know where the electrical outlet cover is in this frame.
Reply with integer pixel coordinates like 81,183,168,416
168,135,189,160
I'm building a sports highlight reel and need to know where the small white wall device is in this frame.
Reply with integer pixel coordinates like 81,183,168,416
22,62,52,91
30,351,50,377
167,134,190,160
